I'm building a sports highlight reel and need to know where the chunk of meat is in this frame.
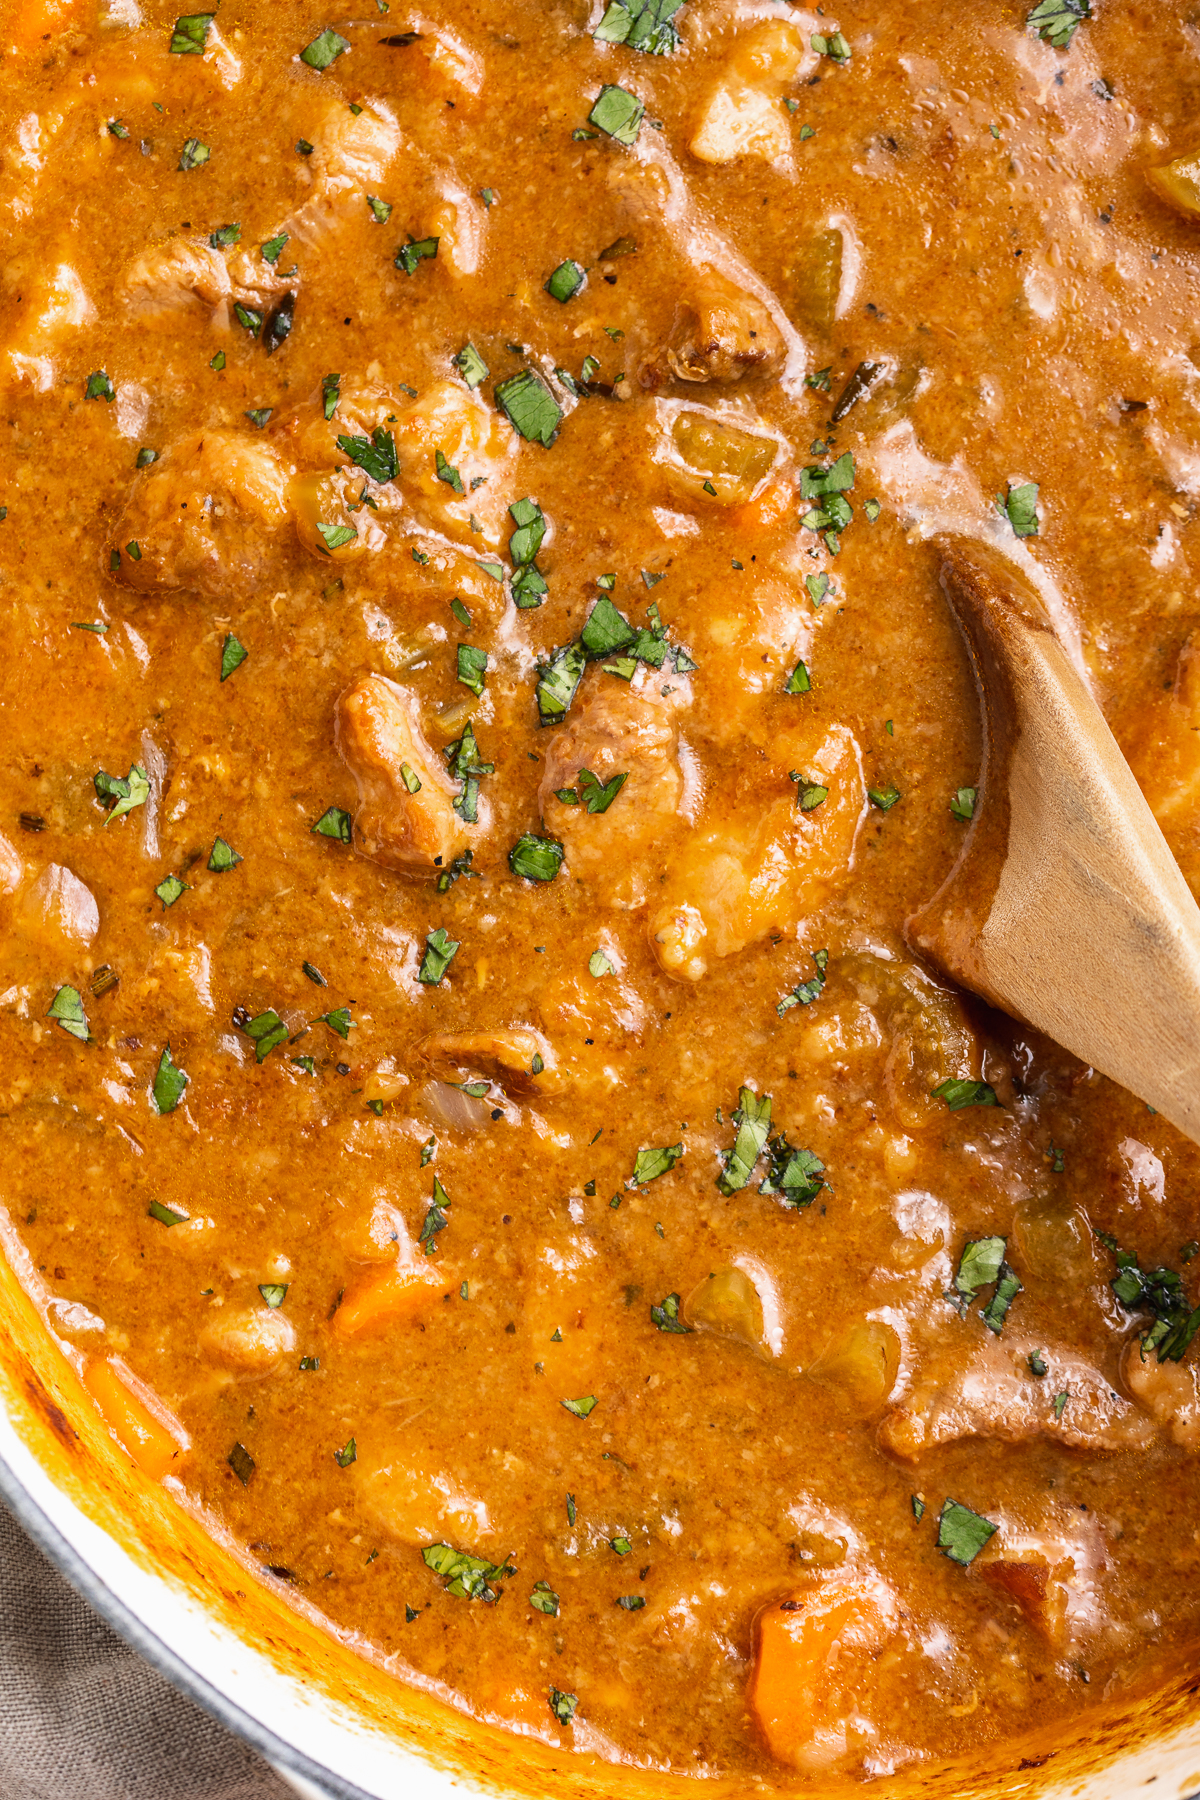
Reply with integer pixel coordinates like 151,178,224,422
335,674,469,877
681,571,811,748
1121,1339,1200,1448
4,261,92,389
649,724,863,981
642,266,786,389
409,1027,562,1097
358,1454,491,1546
119,236,288,329
198,1305,295,1373
538,678,688,909
690,21,810,166
110,430,294,598
392,379,517,550
427,177,483,279
750,1579,899,1770
285,98,405,250
879,1333,1155,1461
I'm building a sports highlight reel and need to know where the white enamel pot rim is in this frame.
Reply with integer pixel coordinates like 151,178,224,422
4,1352,1200,1800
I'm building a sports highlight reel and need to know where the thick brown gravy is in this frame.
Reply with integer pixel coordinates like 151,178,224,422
5,0,1200,1783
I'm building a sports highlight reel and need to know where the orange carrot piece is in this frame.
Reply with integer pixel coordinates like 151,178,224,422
333,1261,443,1337
749,1583,897,1765
83,1358,187,1481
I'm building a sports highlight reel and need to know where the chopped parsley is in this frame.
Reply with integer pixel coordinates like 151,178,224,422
170,11,214,53
1027,0,1090,49
302,963,326,986
811,29,850,61
932,1078,998,1110
317,522,357,552
149,1200,186,1227
495,370,562,446
784,659,811,695
718,1087,772,1194
209,221,240,247
136,447,159,467
549,1688,578,1726
446,721,494,823
1000,480,1039,537
799,450,856,553
455,342,489,389
868,786,901,812
220,634,248,681
790,774,828,812
594,0,682,54
244,408,272,429
264,290,295,350
334,1436,357,1467
561,1394,598,1418
178,138,211,172
152,1044,189,1114
366,194,393,223
509,833,565,882
155,874,188,909
650,1292,691,1333
300,26,351,69
337,426,397,484
911,1494,926,1521
457,644,487,696
435,449,464,494
94,763,149,824
589,84,645,146
418,927,460,985
633,1143,683,1184
546,259,586,303
312,806,352,844
422,1543,514,1602
208,837,242,872
320,1007,353,1039
936,1498,996,1567
262,232,289,266
530,1581,559,1615
47,985,88,1043
1096,1233,1200,1362
778,948,829,1014
578,768,627,813
395,234,438,275
758,1138,824,1206
1029,1349,1049,1377
85,371,115,403
949,1235,1022,1333
258,1283,288,1308
241,1010,289,1063
588,949,615,977
950,786,977,821
419,1177,452,1255
321,371,340,417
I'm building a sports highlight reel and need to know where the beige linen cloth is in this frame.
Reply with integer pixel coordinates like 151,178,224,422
0,1502,296,1800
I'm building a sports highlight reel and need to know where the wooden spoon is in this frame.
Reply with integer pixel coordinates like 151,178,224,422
906,535,1200,1147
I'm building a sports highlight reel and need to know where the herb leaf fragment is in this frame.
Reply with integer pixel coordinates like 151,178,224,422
1027,0,1090,49
422,1541,514,1602
594,0,683,54
47,985,89,1042
300,26,351,69
152,1044,189,1115
937,1497,997,1567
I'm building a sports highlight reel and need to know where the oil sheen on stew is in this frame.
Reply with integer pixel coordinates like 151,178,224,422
5,0,1200,1783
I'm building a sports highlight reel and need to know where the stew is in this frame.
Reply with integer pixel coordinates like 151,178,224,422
4,0,1200,1782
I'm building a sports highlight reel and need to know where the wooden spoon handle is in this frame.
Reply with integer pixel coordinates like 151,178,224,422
907,536,1200,1147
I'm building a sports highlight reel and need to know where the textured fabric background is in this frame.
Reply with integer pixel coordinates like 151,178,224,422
0,1501,294,1800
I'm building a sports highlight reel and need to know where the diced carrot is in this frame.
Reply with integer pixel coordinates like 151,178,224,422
83,1357,188,1481
5,0,94,53
749,1581,897,1766
333,1261,444,1337
728,479,793,534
